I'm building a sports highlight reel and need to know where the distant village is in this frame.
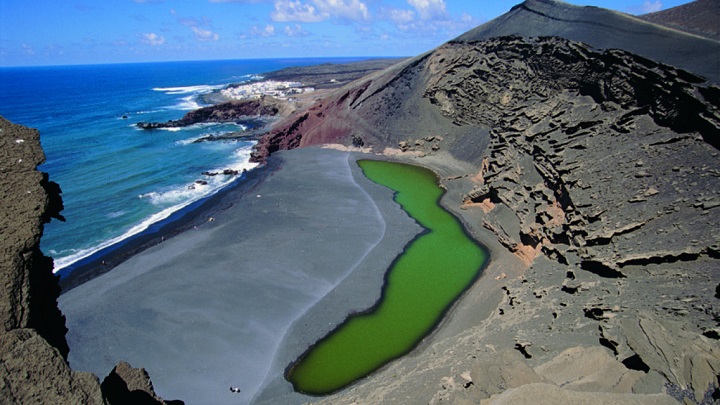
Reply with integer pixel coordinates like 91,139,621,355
220,80,315,100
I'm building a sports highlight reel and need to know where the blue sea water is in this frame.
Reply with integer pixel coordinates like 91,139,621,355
0,58,367,272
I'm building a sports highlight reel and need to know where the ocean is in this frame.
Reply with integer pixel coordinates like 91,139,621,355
0,58,366,274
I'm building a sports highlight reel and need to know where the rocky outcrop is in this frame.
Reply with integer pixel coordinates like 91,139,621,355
434,37,720,400
424,37,720,276
1,117,68,355
0,117,176,404
101,362,177,405
137,97,281,130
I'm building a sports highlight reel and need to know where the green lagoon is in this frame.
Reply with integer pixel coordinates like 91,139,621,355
287,159,488,395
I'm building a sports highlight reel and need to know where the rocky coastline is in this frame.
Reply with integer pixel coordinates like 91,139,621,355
137,58,405,133
0,117,178,404
136,98,282,130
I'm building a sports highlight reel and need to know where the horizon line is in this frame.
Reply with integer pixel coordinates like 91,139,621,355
0,55,412,70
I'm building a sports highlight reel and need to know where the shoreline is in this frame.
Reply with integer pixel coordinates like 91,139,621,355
57,144,506,405
59,147,426,405
250,148,504,404
285,158,489,395
58,161,276,292
56,57,407,288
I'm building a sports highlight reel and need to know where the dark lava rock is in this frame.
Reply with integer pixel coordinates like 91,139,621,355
137,98,281,130
102,361,180,405
0,116,174,404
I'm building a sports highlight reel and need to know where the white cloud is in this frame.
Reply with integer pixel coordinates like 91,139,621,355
174,14,219,41
315,0,369,21
388,8,415,25
272,0,325,22
191,26,220,41
250,25,277,37
640,0,663,13
141,33,166,46
284,24,309,36
272,0,368,22
407,0,447,20
21,43,35,55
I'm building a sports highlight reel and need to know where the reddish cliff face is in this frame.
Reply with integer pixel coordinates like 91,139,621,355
251,35,720,164
0,117,173,404
250,54,477,163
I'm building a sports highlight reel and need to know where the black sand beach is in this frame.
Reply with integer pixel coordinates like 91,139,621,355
59,147,424,405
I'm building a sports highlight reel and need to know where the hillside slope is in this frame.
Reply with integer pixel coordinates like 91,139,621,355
455,0,720,83
639,0,720,41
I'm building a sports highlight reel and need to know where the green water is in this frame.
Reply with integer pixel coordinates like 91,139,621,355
286,159,488,395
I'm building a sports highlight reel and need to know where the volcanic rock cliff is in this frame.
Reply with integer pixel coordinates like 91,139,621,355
252,2,720,403
0,117,175,404
137,97,283,130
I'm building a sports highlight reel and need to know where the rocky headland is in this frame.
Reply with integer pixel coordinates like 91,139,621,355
136,97,284,131
137,58,404,133
0,117,178,404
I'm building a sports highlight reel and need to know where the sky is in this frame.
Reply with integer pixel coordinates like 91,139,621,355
0,0,694,67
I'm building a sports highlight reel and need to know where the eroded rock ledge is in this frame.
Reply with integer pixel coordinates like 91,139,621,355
434,37,720,402
0,117,178,404
434,36,720,283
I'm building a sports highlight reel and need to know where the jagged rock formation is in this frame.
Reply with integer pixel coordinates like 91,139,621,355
1,118,68,356
0,117,175,404
428,36,720,278
101,362,179,405
639,0,720,42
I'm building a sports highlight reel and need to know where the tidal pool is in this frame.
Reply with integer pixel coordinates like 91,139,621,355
286,159,488,395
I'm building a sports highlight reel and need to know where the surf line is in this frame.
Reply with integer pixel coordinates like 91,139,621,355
285,159,488,395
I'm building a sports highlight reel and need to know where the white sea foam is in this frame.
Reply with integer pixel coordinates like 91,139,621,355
52,143,259,273
154,83,225,110
166,95,203,111
153,84,224,95
175,137,197,146
175,126,249,145
140,147,256,206
139,181,212,206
